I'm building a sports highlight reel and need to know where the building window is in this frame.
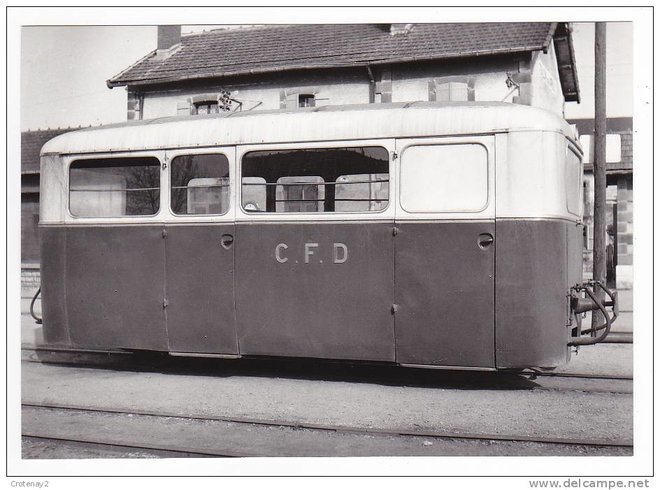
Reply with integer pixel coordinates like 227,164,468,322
69,157,161,217
400,144,488,213
170,154,230,215
192,100,220,115
429,77,475,102
298,94,315,108
241,147,389,213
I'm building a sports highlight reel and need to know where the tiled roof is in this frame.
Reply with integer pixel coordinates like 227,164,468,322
108,23,559,88
21,128,76,173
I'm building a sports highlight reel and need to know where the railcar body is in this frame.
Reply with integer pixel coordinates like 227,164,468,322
39,102,616,370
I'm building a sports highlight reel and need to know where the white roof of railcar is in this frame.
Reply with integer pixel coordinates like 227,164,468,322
41,102,579,156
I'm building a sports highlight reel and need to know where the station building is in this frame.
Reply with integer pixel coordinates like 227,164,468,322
108,23,579,119
21,23,632,295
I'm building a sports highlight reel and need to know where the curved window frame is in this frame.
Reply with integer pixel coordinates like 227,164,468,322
239,144,392,217
565,144,584,219
68,155,162,219
399,142,490,214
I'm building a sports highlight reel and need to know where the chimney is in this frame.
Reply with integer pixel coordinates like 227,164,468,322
390,24,414,36
157,25,181,51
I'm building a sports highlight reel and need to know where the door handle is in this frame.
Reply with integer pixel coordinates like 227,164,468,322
220,234,234,250
477,233,494,249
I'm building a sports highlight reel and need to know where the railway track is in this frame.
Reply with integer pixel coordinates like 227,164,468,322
22,403,632,458
20,345,633,457
22,435,221,459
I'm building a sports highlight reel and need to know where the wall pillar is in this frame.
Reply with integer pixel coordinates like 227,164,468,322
615,175,633,289
375,67,392,103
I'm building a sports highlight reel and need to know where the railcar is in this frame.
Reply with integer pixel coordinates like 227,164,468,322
38,101,617,370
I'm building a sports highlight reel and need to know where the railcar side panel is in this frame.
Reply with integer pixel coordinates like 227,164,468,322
495,219,572,369
40,227,70,346
64,225,168,351
235,221,395,361
38,103,588,368
164,224,238,354
394,221,495,367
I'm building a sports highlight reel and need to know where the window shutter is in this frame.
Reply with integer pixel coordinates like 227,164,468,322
430,77,475,102
177,101,192,116
285,93,298,110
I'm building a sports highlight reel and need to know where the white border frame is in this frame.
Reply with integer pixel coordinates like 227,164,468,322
9,9,651,480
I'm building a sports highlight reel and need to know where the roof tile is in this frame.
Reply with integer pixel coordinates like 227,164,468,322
22,128,76,173
109,23,556,87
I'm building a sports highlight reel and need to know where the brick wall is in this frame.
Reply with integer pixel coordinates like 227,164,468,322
22,197,40,264
616,175,633,289
21,265,41,299
613,127,633,289
620,131,633,167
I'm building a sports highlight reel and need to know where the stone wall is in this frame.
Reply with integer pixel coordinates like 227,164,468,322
139,54,567,120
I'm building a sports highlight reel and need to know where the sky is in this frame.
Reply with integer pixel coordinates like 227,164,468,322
564,22,633,120
20,22,633,131
21,26,157,131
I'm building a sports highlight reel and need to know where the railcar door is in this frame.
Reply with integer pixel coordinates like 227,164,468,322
394,137,496,368
235,142,396,361
164,149,239,355
65,154,168,351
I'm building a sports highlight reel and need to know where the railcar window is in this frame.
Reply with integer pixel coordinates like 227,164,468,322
565,149,583,216
241,147,389,213
400,144,488,213
170,154,230,215
69,157,160,217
